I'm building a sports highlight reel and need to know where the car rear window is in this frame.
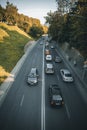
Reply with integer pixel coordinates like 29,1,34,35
65,73,72,77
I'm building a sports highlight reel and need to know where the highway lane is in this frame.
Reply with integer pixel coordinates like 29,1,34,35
45,45,87,130
45,74,70,130
0,40,44,130
45,49,71,130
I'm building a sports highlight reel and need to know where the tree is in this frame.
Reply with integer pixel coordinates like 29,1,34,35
56,0,71,14
29,25,44,38
46,0,87,58
0,1,48,39
0,5,6,22
5,1,18,25
68,0,87,57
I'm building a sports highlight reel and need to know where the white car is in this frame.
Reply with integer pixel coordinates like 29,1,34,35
45,42,49,47
51,45,55,49
60,69,74,82
46,55,52,61
45,63,54,74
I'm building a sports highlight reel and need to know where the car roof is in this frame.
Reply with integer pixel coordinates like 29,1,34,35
31,68,36,71
30,68,37,73
47,63,53,68
46,54,51,56
51,87,61,95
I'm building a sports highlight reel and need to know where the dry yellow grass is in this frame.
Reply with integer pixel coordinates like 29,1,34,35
0,66,10,77
0,28,9,42
0,66,10,84
0,22,31,39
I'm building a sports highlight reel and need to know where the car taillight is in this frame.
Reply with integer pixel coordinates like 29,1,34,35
62,101,64,105
51,101,54,105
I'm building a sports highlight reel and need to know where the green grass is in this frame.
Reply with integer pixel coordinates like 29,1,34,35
0,25,31,85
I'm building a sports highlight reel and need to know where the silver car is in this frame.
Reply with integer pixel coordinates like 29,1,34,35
45,63,54,74
27,68,38,85
55,56,62,63
60,69,74,82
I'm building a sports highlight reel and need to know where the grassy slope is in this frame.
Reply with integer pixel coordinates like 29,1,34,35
0,23,31,85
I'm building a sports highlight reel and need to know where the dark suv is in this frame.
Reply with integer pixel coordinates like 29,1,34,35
49,84,64,107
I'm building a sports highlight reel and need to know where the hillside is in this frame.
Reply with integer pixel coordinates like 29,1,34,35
0,23,32,85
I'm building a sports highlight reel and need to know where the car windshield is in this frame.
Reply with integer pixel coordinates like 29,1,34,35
47,55,51,58
28,73,36,78
65,73,72,77
47,68,52,70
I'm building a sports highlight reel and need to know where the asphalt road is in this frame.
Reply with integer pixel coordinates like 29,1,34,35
0,37,87,130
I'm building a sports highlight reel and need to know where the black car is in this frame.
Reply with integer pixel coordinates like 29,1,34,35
49,84,64,107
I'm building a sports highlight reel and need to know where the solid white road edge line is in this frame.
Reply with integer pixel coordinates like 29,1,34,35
41,44,45,130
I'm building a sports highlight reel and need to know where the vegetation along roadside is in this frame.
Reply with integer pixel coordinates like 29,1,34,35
0,23,31,85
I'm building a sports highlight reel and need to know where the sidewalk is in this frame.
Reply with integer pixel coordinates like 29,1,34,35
0,41,36,107
56,43,87,104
